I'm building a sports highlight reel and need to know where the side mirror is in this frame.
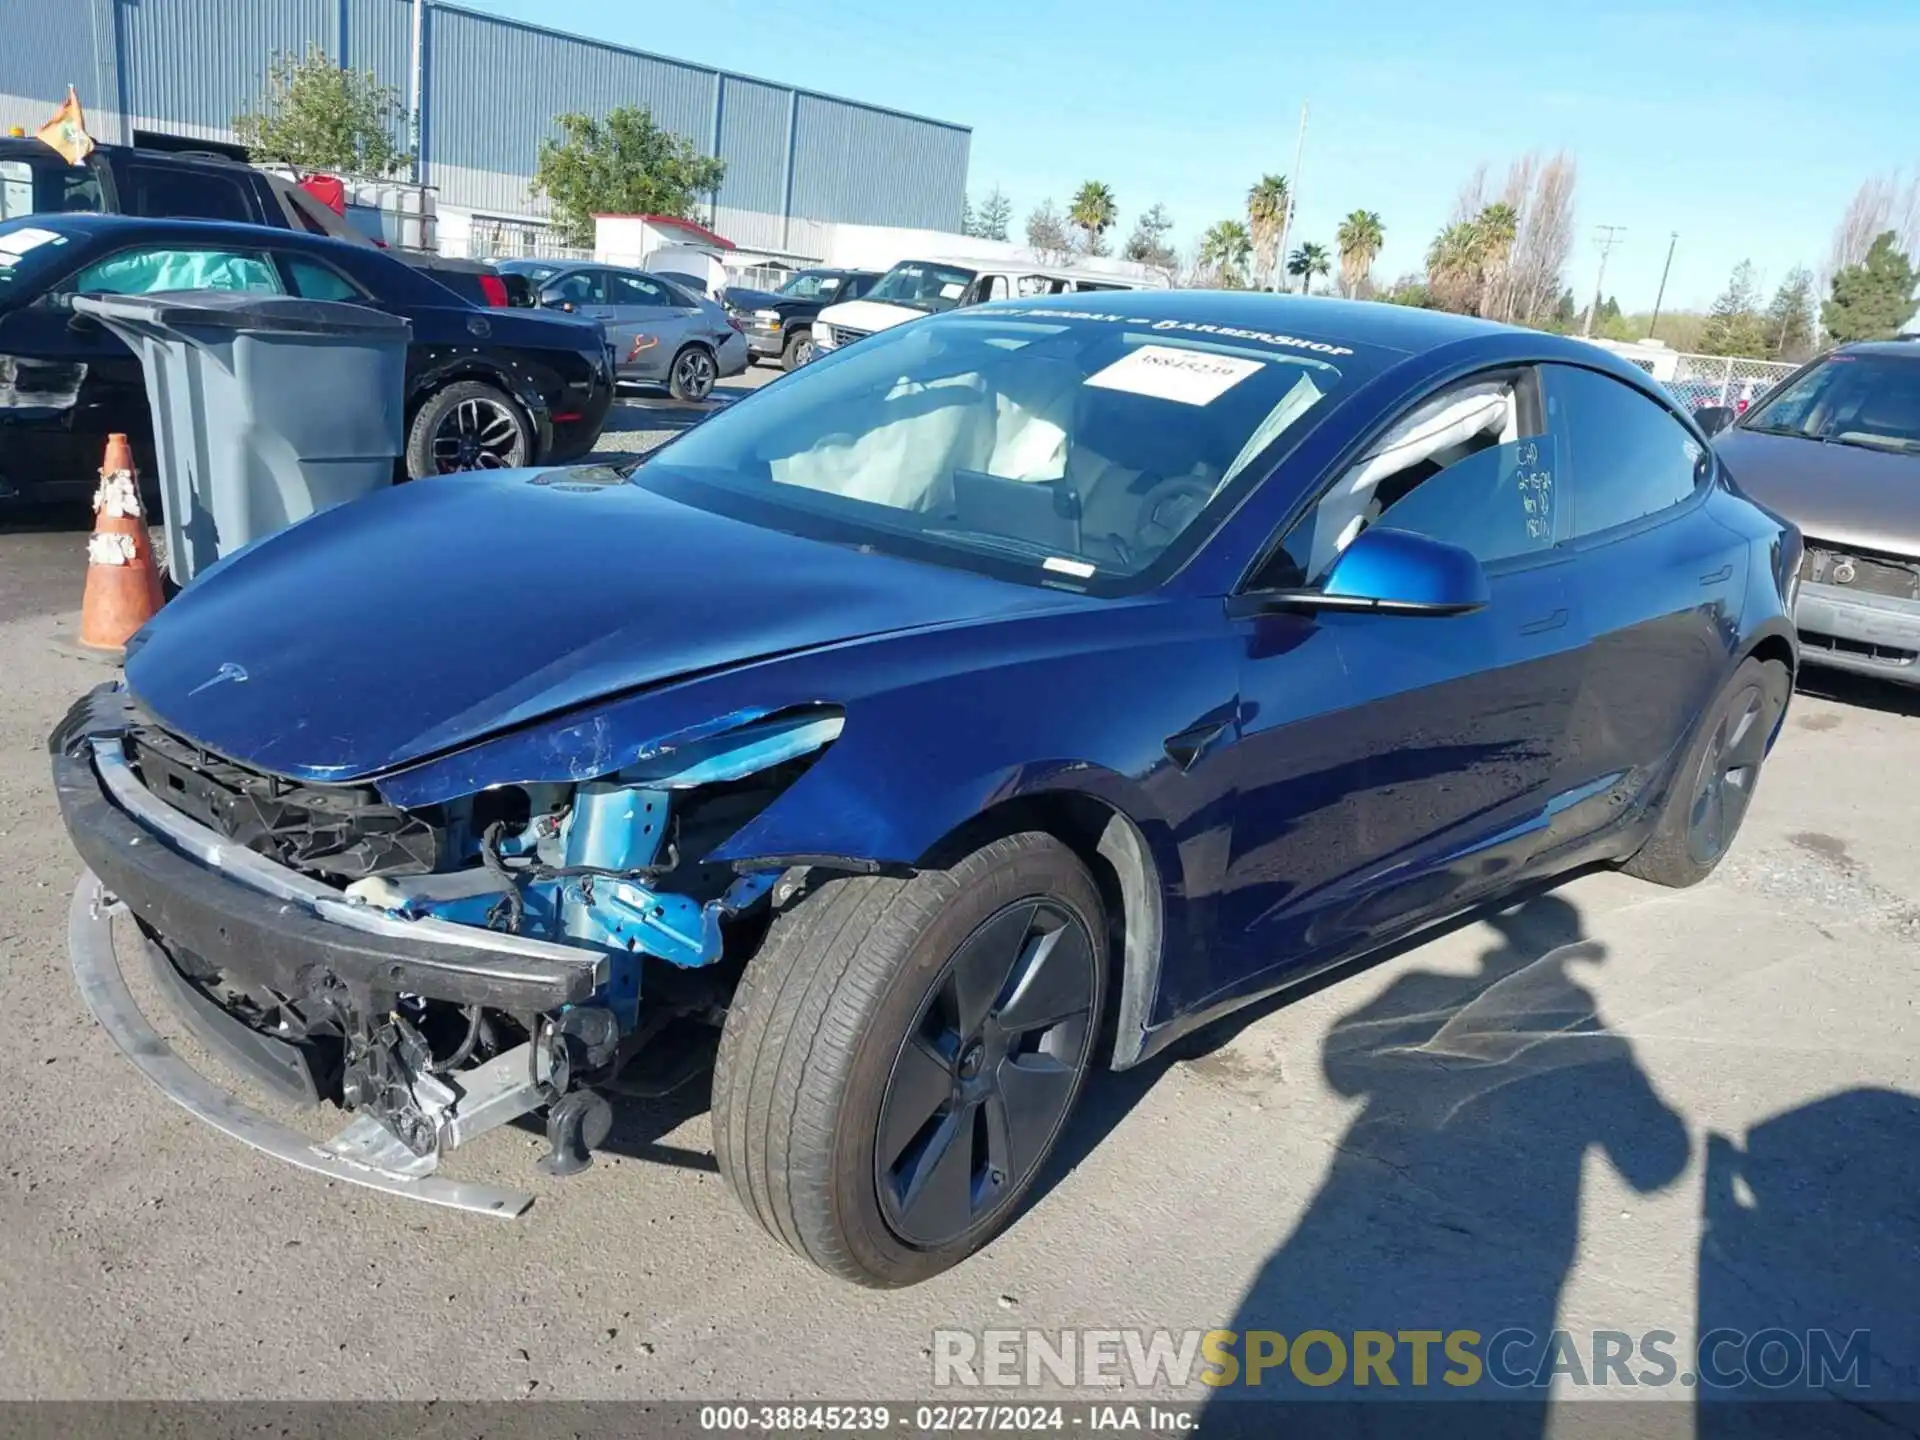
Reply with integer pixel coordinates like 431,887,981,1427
1692,404,1735,437
1236,527,1491,618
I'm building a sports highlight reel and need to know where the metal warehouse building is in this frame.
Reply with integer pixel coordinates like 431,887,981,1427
0,0,971,253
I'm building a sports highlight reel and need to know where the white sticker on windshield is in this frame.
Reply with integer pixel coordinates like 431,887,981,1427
939,281,965,299
1085,344,1262,406
0,225,63,257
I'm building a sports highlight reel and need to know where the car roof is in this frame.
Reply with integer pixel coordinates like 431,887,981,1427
1835,340,1920,360
3,210,363,253
985,288,1525,356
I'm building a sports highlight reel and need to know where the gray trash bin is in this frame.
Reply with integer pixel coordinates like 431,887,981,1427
73,290,411,585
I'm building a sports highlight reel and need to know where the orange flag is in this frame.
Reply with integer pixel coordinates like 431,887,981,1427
37,86,95,167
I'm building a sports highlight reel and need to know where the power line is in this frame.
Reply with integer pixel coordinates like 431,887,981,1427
1583,224,1627,337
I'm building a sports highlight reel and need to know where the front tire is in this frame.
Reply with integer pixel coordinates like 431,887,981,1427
713,832,1107,1287
1622,655,1789,888
404,380,532,478
782,330,816,370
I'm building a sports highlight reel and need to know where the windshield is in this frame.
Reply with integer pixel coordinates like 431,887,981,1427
632,306,1349,588
0,219,81,298
864,261,977,313
1742,352,1920,453
0,154,104,222
777,270,844,300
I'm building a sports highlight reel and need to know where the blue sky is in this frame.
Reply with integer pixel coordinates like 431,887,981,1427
468,0,1920,312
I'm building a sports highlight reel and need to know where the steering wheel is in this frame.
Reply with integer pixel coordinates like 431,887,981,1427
1131,477,1216,558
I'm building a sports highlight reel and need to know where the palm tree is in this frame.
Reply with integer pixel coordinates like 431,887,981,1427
1198,219,1254,287
1246,174,1290,290
1426,220,1484,314
1287,241,1331,294
1335,210,1385,297
1068,180,1117,256
1474,201,1519,319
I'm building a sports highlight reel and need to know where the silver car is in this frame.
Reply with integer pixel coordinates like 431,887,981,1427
1706,341,1920,686
497,260,749,401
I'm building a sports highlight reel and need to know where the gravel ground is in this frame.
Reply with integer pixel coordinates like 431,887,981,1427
1,399,1917,1415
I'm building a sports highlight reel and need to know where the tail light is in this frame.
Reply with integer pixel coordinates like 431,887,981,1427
478,273,509,308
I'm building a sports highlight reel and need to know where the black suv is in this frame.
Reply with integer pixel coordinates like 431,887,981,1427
721,268,880,369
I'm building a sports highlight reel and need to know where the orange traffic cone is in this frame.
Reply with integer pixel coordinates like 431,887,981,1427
77,434,165,655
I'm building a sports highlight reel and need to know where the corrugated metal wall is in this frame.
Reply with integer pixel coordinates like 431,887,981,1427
0,0,968,242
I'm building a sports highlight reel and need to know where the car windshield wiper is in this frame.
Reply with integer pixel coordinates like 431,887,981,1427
920,526,1101,569
1825,432,1920,455
1739,423,1814,439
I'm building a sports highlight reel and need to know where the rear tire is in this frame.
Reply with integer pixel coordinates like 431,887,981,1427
713,832,1107,1287
668,344,717,401
1622,656,1789,888
404,380,532,478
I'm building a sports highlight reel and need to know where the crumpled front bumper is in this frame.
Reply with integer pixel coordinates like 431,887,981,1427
48,685,614,1216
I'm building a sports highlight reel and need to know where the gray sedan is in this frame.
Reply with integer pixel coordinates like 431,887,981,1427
496,260,749,401
1707,341,1920,686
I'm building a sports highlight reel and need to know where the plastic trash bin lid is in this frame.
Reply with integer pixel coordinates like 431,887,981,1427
72,289,411,337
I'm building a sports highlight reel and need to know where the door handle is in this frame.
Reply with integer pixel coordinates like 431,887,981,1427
1699,564,1734,586
1518,608,1569,635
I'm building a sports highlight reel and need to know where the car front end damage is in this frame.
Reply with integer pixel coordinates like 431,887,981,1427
50,682,844,1215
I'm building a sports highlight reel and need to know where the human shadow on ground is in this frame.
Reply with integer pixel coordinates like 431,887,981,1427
1196,893,1691,1439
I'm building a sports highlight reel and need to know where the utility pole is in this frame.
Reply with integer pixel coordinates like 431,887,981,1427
1274,102,1307,292
1583,224,1626,337
408,0,426,185
1647,232,1678,340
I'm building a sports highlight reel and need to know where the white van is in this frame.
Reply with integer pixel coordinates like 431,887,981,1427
811,256,1154,356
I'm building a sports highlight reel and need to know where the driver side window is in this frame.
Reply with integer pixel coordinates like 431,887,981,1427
1262,368,1560,586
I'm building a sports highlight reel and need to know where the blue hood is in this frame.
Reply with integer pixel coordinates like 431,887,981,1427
125,469,1083,782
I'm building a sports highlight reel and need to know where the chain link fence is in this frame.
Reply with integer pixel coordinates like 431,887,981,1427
467,217,593,263
1617,351,1800,413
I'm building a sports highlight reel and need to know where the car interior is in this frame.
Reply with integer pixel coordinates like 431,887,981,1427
759,328,1341,572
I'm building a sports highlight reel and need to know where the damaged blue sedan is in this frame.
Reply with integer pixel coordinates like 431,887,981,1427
53,291,1799,1286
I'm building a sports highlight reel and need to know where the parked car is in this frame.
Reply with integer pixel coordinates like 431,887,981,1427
1705,341,1920,686
497,259,748,401
51,292,1797,1286
811,255,1156,355
0,214,613,503
721,267,882,369
0,135,510,306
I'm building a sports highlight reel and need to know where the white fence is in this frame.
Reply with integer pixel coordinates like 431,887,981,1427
1608,346,1799,413
465,215,593,264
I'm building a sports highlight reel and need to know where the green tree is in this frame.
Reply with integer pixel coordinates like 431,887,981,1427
1246,174,1290,290
232,44,410,176
1287,240,1331,294
1426,220,1484,313
1122,203,1177,275
1552,289,1577,329
976,187,1013,243
960,195,976,238
1335,209,1385,297
1762,267,1817,362
1697,260,1771,356
1068,180,1118,257
1822,231,1920,343
1474,201,1518,317
531,106,726,248
1198,219,1253,287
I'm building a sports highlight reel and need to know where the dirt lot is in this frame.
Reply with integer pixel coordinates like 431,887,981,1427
1,387,1916,1414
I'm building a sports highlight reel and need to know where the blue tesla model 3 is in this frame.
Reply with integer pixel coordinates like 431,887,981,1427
53,290,1798,1285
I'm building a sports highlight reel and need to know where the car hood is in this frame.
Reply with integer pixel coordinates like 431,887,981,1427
123,467,1088,783
1716,427,1920,555
818,298,924,333
723,287,785,310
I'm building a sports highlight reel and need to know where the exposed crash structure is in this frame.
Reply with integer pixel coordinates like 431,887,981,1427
55,683,845,1214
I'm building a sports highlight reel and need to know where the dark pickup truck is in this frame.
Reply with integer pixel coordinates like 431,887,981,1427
0,137,514,305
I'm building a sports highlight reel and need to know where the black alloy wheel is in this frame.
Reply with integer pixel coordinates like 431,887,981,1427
1685,672,1769,866
874,897,1099,1248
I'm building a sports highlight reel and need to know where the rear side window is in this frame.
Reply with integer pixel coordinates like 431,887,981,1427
283,256,364,301
1,155,105,219
1546,365,1707,538
122,164,257,223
